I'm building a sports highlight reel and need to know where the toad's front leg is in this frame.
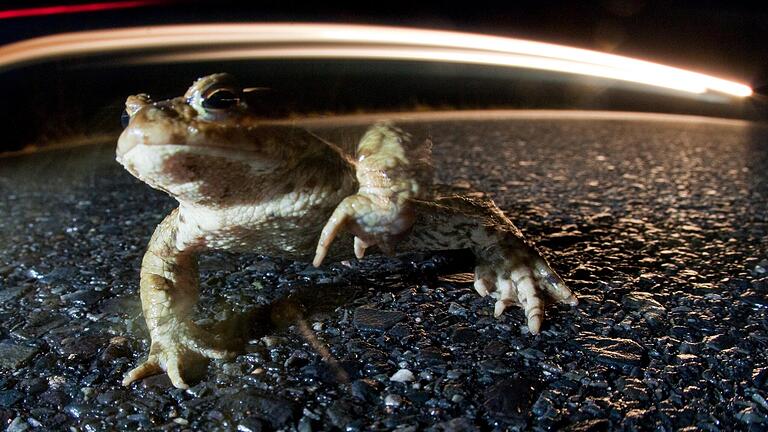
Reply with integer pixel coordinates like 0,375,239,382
122,209,234,389
314,122,431,265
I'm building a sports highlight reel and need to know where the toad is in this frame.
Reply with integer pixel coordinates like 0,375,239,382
116,73,577,388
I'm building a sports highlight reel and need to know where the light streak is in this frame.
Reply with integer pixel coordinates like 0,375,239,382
0,1,169,20
0,23,752,97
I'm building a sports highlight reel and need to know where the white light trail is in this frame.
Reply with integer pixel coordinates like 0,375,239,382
0,23,752,97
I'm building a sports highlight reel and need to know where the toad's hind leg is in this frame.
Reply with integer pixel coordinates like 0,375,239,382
402,196,577,334
122,209,235,389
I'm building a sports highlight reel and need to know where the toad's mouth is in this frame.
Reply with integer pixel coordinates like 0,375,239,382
116,137,267,160
117,143,275,188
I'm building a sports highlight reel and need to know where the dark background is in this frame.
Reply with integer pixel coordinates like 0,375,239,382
2,0,766,88
1,0,767,152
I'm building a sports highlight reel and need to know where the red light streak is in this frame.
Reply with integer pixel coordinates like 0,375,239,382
0,0,168,19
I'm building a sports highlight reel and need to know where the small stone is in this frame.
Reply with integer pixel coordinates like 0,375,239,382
532,392,556,417
141,374,173,391
353,307,405,332
740,290,768,308
735,407,765,424
451,326,478,344
703,334,734,351
752,367,768,388
100,336,132,362
518,348,545,360
384,394,403,408
618,378,649,401
483,341,509,357
351,379,381,402
6,416,29,432
19,378,47,395
388,323,411,338
541,230,584,247
237,418,263,432
63,404,88,419
483,377,538,417
284,350,310,369
0,286,26,303
0,390,22,409
217,390,296,429
325,400,361,429
446,370,463,380
622,292,667,329
752,392,768,411
567,419,609,432
431,417,479,432
60,289,105,306
96,390,123,405
0,343,39,369
447,303,469,317
39,390,70,408
260,336,284,348
575,335,645,368
58,333,107,358
390,369,415,383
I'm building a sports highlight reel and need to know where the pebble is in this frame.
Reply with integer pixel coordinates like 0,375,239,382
384,394,403,408
622,292,667,329
735,407,766,424
431,418,479,432
353,307,406,332
217,390,296,429
0,390,22,409
703,334,735,351
390,369,415,383
6,416,29,432
447,302,469,317
575,335,646,368
0,343,39,369
483,377,539,417
351,379,381,402
451,326,478,344
237,418,263,432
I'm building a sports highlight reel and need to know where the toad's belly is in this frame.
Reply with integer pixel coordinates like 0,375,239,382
174,196,354,261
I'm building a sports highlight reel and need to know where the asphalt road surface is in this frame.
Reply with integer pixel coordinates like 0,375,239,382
0,111,767,431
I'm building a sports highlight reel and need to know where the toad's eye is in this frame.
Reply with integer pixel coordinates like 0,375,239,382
201,88,240,111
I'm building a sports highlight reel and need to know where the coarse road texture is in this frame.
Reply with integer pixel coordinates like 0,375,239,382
1,112,767,431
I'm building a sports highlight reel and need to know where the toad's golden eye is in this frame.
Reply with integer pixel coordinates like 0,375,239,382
201,88,240,111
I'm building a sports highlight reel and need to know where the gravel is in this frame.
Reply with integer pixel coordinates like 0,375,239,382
1,112,767,430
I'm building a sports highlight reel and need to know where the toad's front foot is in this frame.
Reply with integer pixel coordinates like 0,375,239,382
313,193,415,266
122,321,235,389
474,235,578,334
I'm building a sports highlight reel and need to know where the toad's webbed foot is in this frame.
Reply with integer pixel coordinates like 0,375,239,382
122,320,235,389
473,235,577,334
400,196,578,334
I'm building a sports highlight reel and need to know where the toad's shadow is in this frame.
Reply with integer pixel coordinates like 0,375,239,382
203,250,477,353
172,251,475,384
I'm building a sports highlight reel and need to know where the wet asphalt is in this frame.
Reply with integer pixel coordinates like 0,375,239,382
0,112,767,431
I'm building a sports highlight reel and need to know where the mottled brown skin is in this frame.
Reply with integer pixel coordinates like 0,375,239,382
117,73,577,389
